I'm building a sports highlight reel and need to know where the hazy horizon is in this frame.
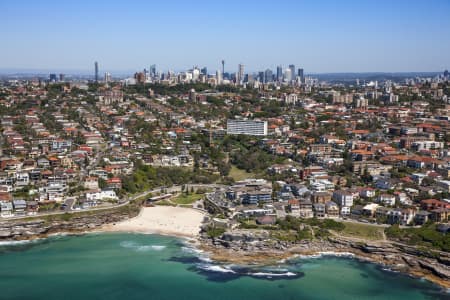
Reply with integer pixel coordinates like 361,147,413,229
0,67,445,77
1,0,450,73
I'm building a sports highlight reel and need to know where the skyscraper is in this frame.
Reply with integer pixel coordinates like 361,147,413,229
237,64,244,84
298,68,304,82
221,60,225,78
284,69,292,82
49,74,57,82
264,69,273,83
289,64,295,81
150,64,156,77
94,61,99,82
258,71,264,83
201,67,208,75
104,72,112,83
276,65,283,82
216,70,222,84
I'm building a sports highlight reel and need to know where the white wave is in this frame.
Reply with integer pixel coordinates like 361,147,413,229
120,241,166,252
48,232,70,237
250,271,297,277
0,240,35,246
181,246,204,254
290,251,355,260
318,251,355,257
291,253,322,259
120,241,137,248
263,268,289,273
198,256,212,263
181,245,212,262
150,245,166,251
198,264,236,274
381,267,399,273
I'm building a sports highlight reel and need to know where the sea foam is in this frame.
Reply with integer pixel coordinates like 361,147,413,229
249,271,297,277
120,241,166,252
198,264,236,274
0,240,35,246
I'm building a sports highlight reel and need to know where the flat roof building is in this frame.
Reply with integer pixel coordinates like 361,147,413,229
226,119,268,136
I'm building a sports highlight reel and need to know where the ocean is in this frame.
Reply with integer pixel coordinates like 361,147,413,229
0,233,447,300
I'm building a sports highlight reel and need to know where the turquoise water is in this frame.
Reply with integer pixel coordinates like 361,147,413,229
0,233,448,300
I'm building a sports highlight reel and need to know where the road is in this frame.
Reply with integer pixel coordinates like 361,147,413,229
2,183,222,221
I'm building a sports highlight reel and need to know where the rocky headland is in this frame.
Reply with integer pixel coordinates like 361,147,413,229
199,229,450,289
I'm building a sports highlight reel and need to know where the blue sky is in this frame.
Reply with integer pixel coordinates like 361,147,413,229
1,0,450,74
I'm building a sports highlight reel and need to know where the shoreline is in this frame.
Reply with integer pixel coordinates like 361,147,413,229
200,243,450,290
198,240,450,290
0,206,448,290
100,206,206,239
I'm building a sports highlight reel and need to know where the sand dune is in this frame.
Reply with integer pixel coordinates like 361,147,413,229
102,206,206,238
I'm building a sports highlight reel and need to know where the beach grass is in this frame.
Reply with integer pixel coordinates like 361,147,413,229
155,200,176,206
172,193,203,205
341,222,385,241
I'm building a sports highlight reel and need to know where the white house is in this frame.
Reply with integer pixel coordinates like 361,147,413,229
0,201,13,217
341,206,351,216
85,189,118,202
310,179,335,192
332,190,354,207
395,192,412,205
84,177,99,190
359,188,376,199
377,194,396,206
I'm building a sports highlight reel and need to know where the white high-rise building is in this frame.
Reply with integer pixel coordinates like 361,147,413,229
227,119,268,136
192,68,200,81
216,70,222,84
284,69,292,82
104,72,112,83
237,64,244,84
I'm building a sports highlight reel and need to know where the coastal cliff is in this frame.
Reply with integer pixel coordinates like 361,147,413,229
0,207,139,240
200,229,450,289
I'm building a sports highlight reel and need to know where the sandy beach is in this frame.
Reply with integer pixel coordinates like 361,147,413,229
101,206,206,238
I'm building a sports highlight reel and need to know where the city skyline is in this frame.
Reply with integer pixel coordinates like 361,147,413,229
1,0,450,73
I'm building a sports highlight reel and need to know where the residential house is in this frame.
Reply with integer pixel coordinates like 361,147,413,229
298,200,314,218
362,203,380,217
325,201,339,217
375,207,391,221
12,199,27,216
420,199,450,211
310,191,332,203
84,177,99,190
430,208,449,222
332,190,354,207
341,206,351,216
437,180,450,192
377,194,396,206
394,192,412,205
414,211,431,225
359,188,376,199
287,199,300,216
0,201,13,217
85,189,118,202
313,203,326,218
26,201,39,215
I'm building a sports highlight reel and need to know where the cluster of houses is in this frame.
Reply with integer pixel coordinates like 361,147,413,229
208,178,450,227
0,71,449,224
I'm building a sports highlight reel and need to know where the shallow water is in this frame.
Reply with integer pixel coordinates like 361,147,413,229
0,233,447,300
